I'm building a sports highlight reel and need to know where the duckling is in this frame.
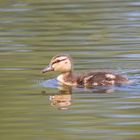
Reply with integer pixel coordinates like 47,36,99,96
42,54,129,87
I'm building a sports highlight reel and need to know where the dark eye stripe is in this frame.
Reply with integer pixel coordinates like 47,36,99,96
52,58,67,65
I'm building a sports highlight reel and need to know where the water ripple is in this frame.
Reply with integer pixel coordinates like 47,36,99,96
104,114,140,119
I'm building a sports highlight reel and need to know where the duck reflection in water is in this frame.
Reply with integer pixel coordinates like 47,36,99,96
41,84,115,110
42,85,72,110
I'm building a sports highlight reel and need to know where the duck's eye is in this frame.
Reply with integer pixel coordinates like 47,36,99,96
52,59,61,64
52,58,67,64
55,60,61,63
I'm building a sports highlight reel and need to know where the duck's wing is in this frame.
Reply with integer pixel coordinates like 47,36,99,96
83,72,113,86
82,72,128,86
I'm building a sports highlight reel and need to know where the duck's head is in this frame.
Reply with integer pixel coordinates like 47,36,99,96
42,54,72,73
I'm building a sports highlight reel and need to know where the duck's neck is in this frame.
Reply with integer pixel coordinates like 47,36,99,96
57,71,77,86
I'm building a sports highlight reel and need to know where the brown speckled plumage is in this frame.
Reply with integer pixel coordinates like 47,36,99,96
77,72,128,87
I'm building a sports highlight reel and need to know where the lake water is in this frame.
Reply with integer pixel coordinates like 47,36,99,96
0,0,140,140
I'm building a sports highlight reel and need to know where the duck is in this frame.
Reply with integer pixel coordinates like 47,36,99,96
42,54,129,87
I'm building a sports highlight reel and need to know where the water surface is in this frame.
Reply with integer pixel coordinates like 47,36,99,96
0,0,140,140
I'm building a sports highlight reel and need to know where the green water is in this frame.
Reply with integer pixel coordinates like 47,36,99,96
0,0,140,140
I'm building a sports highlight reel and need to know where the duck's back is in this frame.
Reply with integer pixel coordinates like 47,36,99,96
77,71,129,87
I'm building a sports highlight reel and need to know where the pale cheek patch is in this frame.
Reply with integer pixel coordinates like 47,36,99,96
105,74,116,79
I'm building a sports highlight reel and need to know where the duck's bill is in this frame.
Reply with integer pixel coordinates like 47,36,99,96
42,65,54,73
